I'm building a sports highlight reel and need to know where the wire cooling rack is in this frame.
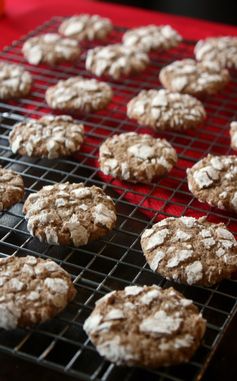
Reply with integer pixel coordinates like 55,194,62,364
0,16,237,381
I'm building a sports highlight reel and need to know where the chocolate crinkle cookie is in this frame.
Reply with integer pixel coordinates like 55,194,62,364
59,14,112,41
230,121,237,151
9,115,84,159
194,36,237,69
85,44,150,80
122,24,182,53
23,182,117,247
0,255,76,330
45,76,112,113
99,132,177,183
22,33,80,65
187,154,237,214
0,62,32,100
127,89,206,131
141,216,237,286
83,285,206,367
0,166,24,211
159,58,230,97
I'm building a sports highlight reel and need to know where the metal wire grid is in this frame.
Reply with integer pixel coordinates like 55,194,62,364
0,16,237,381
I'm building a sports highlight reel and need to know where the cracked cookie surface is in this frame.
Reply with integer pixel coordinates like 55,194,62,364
127,89,206,131
141,216,237,286
23,182,117,247
187,155,237,214
99,132,177,183
59,14,112,41
84,285,206,367
22,33,80,65
0,255,76,330
194,37,237,69
86,44,149,80
9,115,84,159
0,62,32,99
122,25,182,52
159,59,230,97
45,76,112,112
0,166,24,211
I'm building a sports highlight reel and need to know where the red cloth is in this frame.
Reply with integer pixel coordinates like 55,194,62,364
1,0,237,224
1,0,237,50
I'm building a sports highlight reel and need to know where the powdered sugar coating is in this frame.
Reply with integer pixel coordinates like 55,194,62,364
83,285,206,367
145,229,169,250
122,25,182,52
85,44,149,80
194,37,237,69
140,310,182,335
185,261,203,285
0,166,24,211
127,89,206,131
9,115,84,159
22,33,80,65
187,154,237,213
159,59,230,97
0,62,32,100
124,285,143,296
45,76,112,113
141,216,237,286
99,132,177,183
0,256,76,329
59,14,112,41
23,182,116,247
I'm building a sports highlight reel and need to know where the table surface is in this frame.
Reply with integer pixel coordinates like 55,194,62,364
0,1,237,380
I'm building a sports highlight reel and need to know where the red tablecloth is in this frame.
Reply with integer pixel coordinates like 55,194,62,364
1,6,237,380
1,0,237,223
1,0,237,51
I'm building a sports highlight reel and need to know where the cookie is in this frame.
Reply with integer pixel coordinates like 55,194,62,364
23,182,117,247
0,62,32,100
122,25,182,53
99,132,177,183
59,14,112,41
0,255,76,330
187,154,237,213
194,37,237,69
83,285,206,367
9,115,84,159
22,33,80,66
230,121,237,151
0,166,24,211
45,76,112,113
127,89,206,131
159,59,230,97
85,44,150,80
141,216,237,286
